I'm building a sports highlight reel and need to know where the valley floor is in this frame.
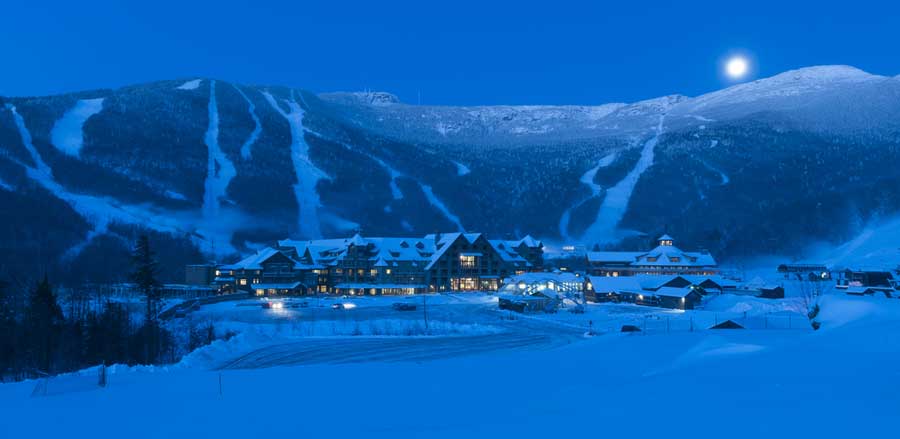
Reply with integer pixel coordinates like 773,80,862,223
1,293,898,438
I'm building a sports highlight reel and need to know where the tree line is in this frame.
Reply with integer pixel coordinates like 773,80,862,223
0,235,218,382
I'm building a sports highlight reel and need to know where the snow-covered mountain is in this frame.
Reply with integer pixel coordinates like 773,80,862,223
2,66,899,282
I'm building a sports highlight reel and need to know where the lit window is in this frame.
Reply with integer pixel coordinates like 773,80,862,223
386,269,392,275
459,255,476,268
239,278,248,285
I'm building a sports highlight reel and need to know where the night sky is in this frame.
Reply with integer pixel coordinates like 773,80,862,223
2,0,898,105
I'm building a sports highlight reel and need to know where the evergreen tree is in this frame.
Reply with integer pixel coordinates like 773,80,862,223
129,235,165,364
130,235,161,321
26,276,64,374
0,279,16,380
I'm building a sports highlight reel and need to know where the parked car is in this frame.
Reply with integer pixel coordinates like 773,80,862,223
392,302,417,311
331,303,344,310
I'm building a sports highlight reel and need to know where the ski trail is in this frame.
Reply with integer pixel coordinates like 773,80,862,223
304,130,404,201
0,176,14,191
262,91,325,239
558,152,617,240
200,80,238,256
50,98,104,158
582,115,665,244
3,104,190,258
303,129,463,231
701,161,729,186
453,161,471,176
419,183,465,232
232,85,262,159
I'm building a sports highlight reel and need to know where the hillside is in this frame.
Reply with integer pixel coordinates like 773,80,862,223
1,67,899,282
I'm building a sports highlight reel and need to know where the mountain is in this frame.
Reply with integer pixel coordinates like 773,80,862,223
1,66,899,283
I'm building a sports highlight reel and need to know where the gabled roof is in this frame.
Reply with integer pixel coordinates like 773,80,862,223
221,247,281,270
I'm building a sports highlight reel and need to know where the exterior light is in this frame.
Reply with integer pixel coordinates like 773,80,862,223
518,282,526,290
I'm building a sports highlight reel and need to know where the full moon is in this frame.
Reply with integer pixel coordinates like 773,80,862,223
725,56,749,79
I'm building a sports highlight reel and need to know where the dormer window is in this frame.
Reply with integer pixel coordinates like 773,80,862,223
400,241,409,248
416,242,424,249
647,257,658,262
669,256,681,263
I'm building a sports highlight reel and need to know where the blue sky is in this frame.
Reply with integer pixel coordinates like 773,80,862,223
2,0,898,105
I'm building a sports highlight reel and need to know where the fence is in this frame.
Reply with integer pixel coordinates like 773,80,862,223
31,365,107,397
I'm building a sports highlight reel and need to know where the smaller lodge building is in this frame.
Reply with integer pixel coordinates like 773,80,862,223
586,235,717,277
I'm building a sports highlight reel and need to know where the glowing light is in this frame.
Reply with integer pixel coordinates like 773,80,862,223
725,56,749,79
271,301,283,309
342,303,357,309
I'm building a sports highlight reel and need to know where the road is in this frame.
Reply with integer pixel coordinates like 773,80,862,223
216,300,588,370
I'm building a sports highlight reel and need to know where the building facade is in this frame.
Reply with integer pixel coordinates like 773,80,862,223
586,235,717,277
212,232,544,296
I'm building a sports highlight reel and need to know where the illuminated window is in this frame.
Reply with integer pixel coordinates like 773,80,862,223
669,257,681,263
239,278,248,286
386,269,392,275
459,255,476,268
370,269,378,276
215,270,221,276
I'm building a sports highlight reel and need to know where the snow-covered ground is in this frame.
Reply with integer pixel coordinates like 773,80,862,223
2,292,897,438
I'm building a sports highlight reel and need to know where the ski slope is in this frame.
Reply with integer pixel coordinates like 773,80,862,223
200,80,238,256
582,115,665,244
50,98,104,157
262,91,326,239
232,84,262,159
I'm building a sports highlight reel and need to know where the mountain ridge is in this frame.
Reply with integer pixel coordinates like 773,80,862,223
1,66,899,283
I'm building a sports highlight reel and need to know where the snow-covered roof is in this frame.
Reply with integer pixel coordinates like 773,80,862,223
586,276,642,292
586,236,716,268
222,247,281,270
587,251,643,263
273,232,535,272
653,286,697,298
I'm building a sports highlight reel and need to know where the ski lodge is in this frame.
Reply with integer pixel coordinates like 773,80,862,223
586,235,718,277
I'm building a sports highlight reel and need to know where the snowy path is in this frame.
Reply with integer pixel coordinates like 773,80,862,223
582,115,665,244
50,98,104,157
558,152,617,240
262,91,326,239
232,85,262,159
199,80,238,256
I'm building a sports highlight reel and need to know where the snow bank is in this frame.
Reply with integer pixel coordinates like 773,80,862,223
813,293,900,330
